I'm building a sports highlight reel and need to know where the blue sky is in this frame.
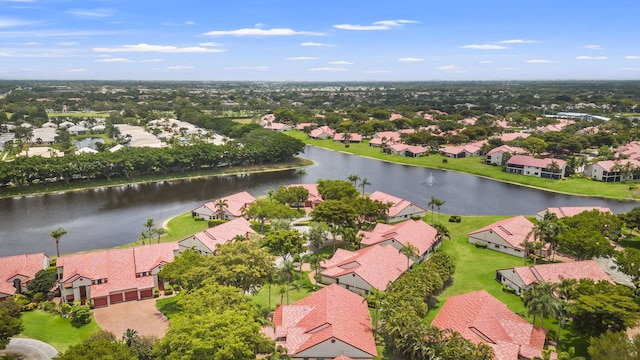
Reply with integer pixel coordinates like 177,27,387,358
1,0,639,81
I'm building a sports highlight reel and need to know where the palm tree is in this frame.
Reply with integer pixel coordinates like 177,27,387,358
552,299,568,342
359,177,371,196
433,198,445,222
122,328,139,347
347,174,360,188
143,218,155,237
400,242,419,268
294,168,307,181
428,196,438,223
523,282,556,326
363,289,386,333
153,227,166,244
137,231,151,245
214,198,229,220
49,227,67,258
279,260,296,305
432,222,451,241
342,131,352,147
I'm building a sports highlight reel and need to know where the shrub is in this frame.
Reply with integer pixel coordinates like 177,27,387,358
60,303,72,317
22,303,37,312
208,219,228,228
474,242,488,249
502,285,516,294
39,301,58,313
193,216,204,222
164,285,174,296
71,304,92,326
410,215,422,220
13,293,31,307
448,215,462,223
32,292,47,303
153,288,160,298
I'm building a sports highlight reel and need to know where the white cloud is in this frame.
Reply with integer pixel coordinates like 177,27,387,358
462,44,509,50
584,44,602,50
223,66,270,71
329,61,353,65
333,19,417,31
309,67,348,72
140,59,162,63
364,70,391,74
66,68,87,73
498,39,539,44
94,57,132,63
167,65,194,70
525,59,553,63
478,60,494,64
576,55,607,60
185,21,196,26
67,9,114,18
625,56,639,60
287,56,318,61
203,27,322,36
301,42,334,47
93,43,225,53
0,18,34,28
57,41,78,46
398,57,424,62
620,67,640,71
437,65,457,70
12,41,38,46
199,42,222,47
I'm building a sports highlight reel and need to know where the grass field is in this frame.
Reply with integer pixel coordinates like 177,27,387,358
251,270,317,311
20,310,101,352
156,297,182,320
287,130,638,200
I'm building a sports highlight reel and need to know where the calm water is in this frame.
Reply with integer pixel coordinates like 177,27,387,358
0,145,637,257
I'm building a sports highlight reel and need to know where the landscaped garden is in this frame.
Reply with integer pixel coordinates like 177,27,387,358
20,310,100,352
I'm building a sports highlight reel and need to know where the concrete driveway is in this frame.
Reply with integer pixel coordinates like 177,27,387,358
92,298,169,339
0,338,58,360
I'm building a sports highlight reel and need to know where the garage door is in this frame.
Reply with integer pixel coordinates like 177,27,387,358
124,290,138,301
110,293,123,304
93,297,108,308
139,289,153,299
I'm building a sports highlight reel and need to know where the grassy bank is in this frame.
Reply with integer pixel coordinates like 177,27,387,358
287,130,638,200
0,157,312,199
20,310,100,352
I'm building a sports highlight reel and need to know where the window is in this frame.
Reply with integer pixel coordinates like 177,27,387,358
494,244,500,248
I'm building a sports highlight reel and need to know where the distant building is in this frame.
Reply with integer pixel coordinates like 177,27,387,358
191,191,256,220
535,206,611,221
0,253,49,300
467,216,549,258
506,155,566,179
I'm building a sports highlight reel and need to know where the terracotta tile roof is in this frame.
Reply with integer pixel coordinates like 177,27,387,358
57,243,178,298
497,132,530,142
487,145,526,156
309,126,335,138
507,155,566,169
592,159,640,172
440,144,481,156
431,290,545,360
333,356,355,360
539,206,612,219
264,284,377,357
0,253,48,296
369,191,427,218
186,217,256,252
199,191,256,218
359,220,438,257
507,260,614,287
387,143,428,155
469,216,534,250
286,183,323,205
320,244,411,291
296,122,316,130
333,133,363,142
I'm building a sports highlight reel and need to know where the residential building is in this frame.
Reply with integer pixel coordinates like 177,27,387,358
432,290,546,360
439,144,481,158
387,143,428,157
333,133,363,143
191,191,256,220
506,155,566,180
368,191,428,222
285,183,323,209
319,244,411,295
0,253,49,300
535,206,611,221
368,131,402,147
57,243,178,307
262,284,377,360
485,145,526,165
176,217,256,255
584,159,640,182
496,260,614,295
308,126,335,139
467,216,548,258
360,219,440,262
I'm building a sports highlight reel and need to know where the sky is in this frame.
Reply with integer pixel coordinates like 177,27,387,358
0,0,639,81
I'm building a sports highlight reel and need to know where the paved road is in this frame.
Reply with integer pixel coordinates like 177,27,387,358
0,338,58,360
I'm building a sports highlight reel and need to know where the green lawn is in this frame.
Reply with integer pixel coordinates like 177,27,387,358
287,130,638,200
156,296,182,320
251,271,317,311
19,310,101,352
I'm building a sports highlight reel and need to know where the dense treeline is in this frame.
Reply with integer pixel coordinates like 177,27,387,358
0,129,304,187
381,252,494,359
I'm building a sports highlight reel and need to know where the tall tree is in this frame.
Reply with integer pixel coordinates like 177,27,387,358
615,248,640,296
214,199,229,220
523,282,556,326
316,179,359,201
400,242,419,268
262,229,305,263
347,174,360,188
588,331,640,360
310,199,357,253
49,227,67,258
359,177,371,196
0,304,22,350
293,168,307,181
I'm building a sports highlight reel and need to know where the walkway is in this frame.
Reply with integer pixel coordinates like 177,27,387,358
0,338,58,360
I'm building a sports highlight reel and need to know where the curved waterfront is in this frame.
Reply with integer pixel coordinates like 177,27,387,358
0,145,637,257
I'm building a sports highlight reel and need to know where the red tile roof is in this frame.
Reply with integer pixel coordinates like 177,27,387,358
431,290,545,360
368,191,427,218
507,155,566,169
309,126,335,138
508,260,614,287
0,253,48,297
286,183,323,204
187,217,256,252
359,220,438,257
387,143,428,155
57,243,178,298
539,206,612,219
333,133,363,142
199,191,256,218
440,144,481,156
263,284,376,357
497,132,530,142
486,145,526,156
592,159,640,172
469,216,534,250
320,244,411,291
